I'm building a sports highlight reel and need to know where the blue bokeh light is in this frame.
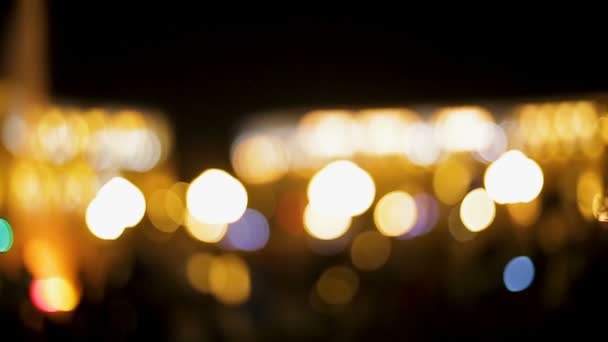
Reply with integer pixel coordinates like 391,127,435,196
225,209,270,251
503,256,535,292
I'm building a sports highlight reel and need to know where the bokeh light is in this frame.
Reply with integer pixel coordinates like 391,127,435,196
404,122,441,166
433,158,472,205
303,204,352,240
86,177,146,240
186,253,214,294
297,110,356,158
30,277,80,313
307,160,375,217
231,134,288,184
434,106,494,152
460,188,495,232
374,191,417,237
350,231,391,271
400,193,439,239
0,218,14,252
147,189,181,233
184,214,228,243
186,169,248,225
484,150,544,204
577,169,603,220
503,256,535,292
357,109,419,155
475,123,508,163
208,254,251,305
316,266,359,305
225,209,270,251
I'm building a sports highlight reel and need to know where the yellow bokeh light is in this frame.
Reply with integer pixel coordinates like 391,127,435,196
433,158,472,205
577,169,603,220
506,198,541,227
96,177,146,228
374,191,417,237
298,110,356,158
35,109,82,164
86,197,126,240
350,231,391,271
208,254,251,305
184,214,228,243
316,266,359,305
357,108,419,155
86,177,146,240
404,122,441,166
434,106,494,152
484,150,544,204
303,204,352,240
186,253,214,294
31,277,80,313
186,169,248,225
307,160,375,217
147,189,182,233
231,134,288,184
460,188,495,232
31,277,79,313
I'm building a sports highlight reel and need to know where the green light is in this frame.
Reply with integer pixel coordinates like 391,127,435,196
0,219,13,252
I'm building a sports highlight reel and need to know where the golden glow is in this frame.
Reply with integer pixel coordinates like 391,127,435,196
186,253,214,294
297,110,356,158
316,266,359,305
186,169,248,224
31,277,80,313
433,158,472,205
303,204,352,240
577,169,603,220
404,122,441,166
35,109,82,164
434,106,494,152
208,254,251,305
374,191,417,237
231,134,288,184
86,177,146,240
184,214,228,243
484,150,544,204
506,198,541,227
307,160,375,217
350,231,391,271
460,188,495,232
357,108,419,155
147,189,182,233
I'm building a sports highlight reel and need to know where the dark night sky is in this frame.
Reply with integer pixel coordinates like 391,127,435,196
35,3,608,179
